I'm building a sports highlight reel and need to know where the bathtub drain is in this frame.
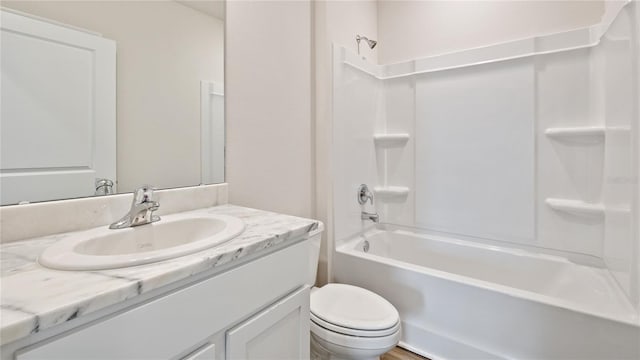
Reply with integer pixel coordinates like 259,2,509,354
363,240,370,253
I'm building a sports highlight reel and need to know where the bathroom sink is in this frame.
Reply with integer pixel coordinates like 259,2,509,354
39,213,245,270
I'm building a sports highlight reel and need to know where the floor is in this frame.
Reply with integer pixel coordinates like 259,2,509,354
381,347,429,360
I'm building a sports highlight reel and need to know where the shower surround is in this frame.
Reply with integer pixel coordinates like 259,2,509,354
331,2,640,358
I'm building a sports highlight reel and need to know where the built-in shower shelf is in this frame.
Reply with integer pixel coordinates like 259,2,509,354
545,198,604,217
374,186,410,201
373,133,410,147
544,127,605,143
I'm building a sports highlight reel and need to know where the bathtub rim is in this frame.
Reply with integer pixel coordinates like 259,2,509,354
336,227,640,327
347,223,608,267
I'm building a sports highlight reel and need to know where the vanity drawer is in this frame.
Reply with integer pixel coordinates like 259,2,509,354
181,343,215,360
16,240,308,360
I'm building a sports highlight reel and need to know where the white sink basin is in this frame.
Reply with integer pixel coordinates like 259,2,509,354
39,213,245,270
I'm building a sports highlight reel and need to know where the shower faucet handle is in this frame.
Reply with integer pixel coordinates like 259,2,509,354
357,184,374,206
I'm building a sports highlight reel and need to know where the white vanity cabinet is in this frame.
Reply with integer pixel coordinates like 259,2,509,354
226,286,310,359
9,240,310,360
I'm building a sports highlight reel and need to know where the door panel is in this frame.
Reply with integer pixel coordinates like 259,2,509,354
226,287,310,360
0,10,116,204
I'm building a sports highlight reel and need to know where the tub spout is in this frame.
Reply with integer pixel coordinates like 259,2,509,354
361,211,379,223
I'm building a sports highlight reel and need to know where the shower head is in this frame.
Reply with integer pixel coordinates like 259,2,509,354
356,35,377,54
368,39,377,49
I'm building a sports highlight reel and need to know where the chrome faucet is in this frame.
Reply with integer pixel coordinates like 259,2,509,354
109,185,160,229
358,184,379,223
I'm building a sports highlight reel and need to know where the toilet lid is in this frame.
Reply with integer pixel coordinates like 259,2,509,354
310,284,399,331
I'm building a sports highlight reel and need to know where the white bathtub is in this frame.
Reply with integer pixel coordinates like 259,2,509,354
334,227,640,360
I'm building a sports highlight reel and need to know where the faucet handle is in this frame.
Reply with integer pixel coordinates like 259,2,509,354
357,184,374,206
133,185,156,204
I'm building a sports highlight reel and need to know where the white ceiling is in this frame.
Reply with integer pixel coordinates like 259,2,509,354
176,1,225,21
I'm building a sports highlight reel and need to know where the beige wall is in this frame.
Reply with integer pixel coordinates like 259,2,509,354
633,0,640,312
3,1,224,192
377,0,604,64
316,1,379,64
225,0,314,218
225,0,375,284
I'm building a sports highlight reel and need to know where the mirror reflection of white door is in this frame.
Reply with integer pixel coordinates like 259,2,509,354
0,10,116,205
200,81,225,184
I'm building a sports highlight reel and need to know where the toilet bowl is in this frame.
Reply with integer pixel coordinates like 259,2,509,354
310,283,401,360
307,229,401,360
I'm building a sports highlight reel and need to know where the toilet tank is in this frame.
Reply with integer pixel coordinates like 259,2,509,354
307,225,323,287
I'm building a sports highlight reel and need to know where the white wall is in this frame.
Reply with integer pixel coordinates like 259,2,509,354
534,49,605,258
3,1,224,192
330,2,640,310
596,1,640,308
314,0,378,284
226,0,313,218
377,0,604,64
331,47,604,258
318,0,607,285
415,58,536,245
331,49,384,243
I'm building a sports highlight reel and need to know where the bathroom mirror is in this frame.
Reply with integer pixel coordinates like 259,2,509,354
0,1,225,205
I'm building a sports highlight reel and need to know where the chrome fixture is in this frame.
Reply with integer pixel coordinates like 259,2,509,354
109,185,160,229
361,211,379,223
358,184,374,205
358,184,379,223
356,34,377,55
95,178,114,196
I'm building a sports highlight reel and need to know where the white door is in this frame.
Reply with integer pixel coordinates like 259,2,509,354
200,81,225,184
0,9,116,205
226,287,310,360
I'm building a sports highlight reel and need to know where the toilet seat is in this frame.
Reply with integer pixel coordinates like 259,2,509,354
311,312,400,337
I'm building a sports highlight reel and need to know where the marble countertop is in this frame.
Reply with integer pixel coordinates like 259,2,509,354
0,204,319,345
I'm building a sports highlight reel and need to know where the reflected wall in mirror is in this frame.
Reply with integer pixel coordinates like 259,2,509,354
0,1,225,205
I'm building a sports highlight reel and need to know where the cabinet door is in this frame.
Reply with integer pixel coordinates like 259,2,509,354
226,286,310,360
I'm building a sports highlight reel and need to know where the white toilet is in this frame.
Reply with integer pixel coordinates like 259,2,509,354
307,229,401,360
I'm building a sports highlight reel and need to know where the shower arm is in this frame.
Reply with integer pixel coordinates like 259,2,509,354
356,35,377,55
